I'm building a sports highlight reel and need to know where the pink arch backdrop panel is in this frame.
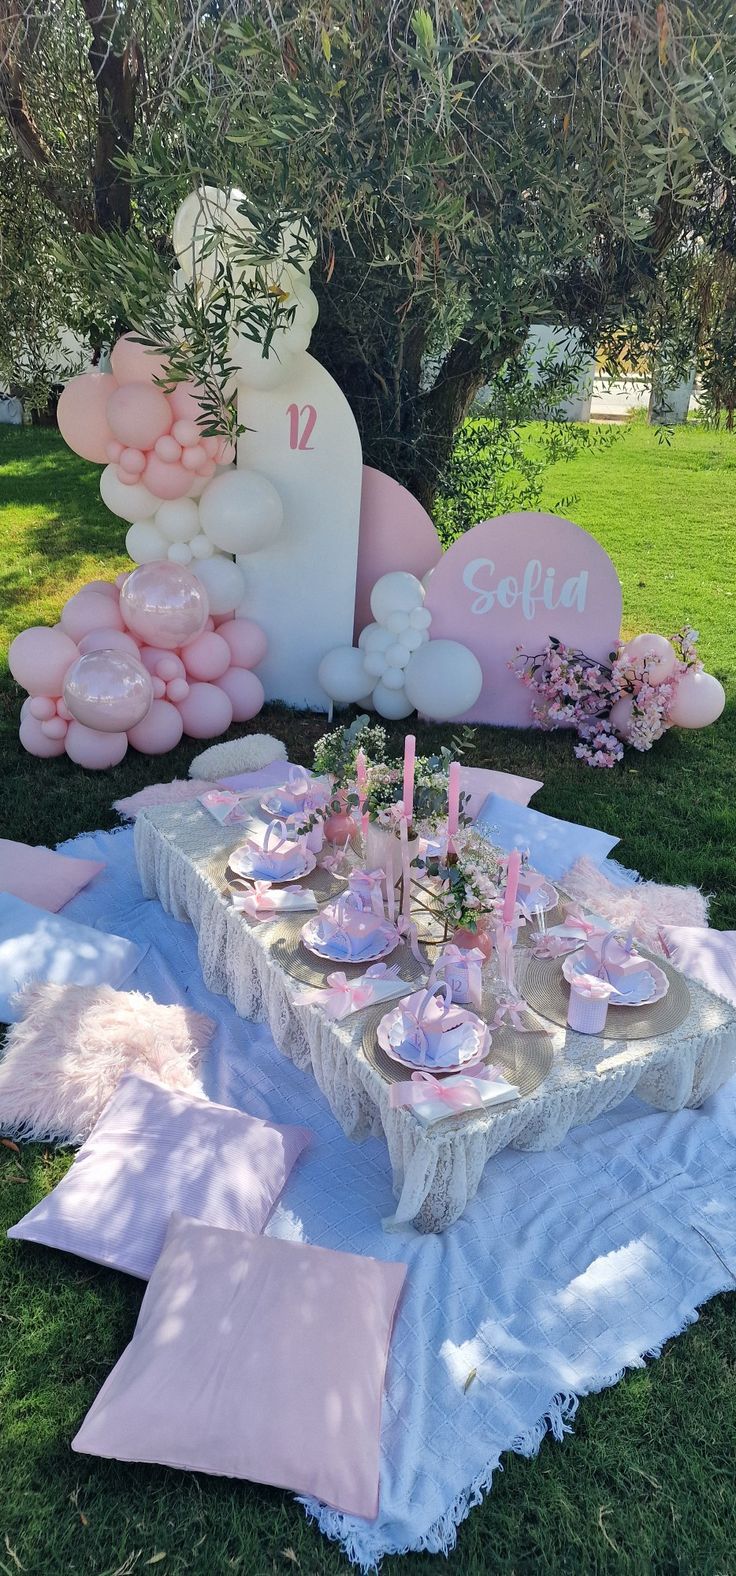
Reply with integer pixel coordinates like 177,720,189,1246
424,512,622,725
354,467,442,639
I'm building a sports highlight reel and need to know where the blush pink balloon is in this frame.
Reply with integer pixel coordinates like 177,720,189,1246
218,666,264,722
151,676,166,699
202,436,220,459
155,435,182,462
127,698,184,754
57,372,117,464
142,454,194,500
172,418,200,447
56,700,73,721
176,681,233,738
84,580,120,600
107,382,172,450
218,618,268,670
115,572,130,589
64,721,128,769
110,334,170,387
197,458,217,480
120,561,209,649
60,589,125,643
106,441,123,463
19,712,66,758
168,383,207,424
119,447,147,475
620,633,677,685
181,631,231,680
608,696,634,740
9,626,79,697
668,668,725,729
181,444,207,472
215,438,236,465
29,695,56,721
63,650,154,732
77,628,142,658
166,677,190,703
41,716,68,740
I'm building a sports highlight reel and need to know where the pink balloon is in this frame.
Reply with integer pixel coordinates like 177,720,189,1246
120,562,209,649
110,334,170,387
608,696,634,740
155,435,182,462
181,444,207,473
202,436,220,459
19,713,66,758
57,372,117,464
218,618,268,670
668,669,725,729
78,628,142,657
619,633,677,685
41,716,68,740
176,681,233,739
84,580,120,601
115,572,130,589
127,698,184,754
56,700,73,721
65,721,128,769
9,626,79,697
181,631,231,681
151,676,166,699
119,447,147,475
63,650,154,732
60,589,125,643
29,695,56,721
215,439,236,465
218,666,265,722
197,458,217,480
166,677,190,703
107,382,172,450
142,454,194,500
172,419,199,447
354,465,442,639
203,617,216,633
107,440,123,463
169,383,207,424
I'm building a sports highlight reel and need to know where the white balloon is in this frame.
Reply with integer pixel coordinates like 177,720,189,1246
318,646,372,706
193,555,246,615
403,626,427,651
291,285,319,330
190,533,214,560
363,650,387,679
126,521,168,564
199,469,283,554
385,642,411,668
403,640,483,721
229,332,295,390
385,610,411,635
172,186,239,284
155,498,200,543
101,465,159,524
370,571,425,623
359,623,393,653
409,606,432,630
168,542,193,565
372,681,415,720
381,666,406,691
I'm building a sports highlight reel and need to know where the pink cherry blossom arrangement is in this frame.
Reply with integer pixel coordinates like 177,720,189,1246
510,626,723,767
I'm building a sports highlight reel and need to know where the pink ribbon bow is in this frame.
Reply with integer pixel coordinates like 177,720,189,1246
492,994,537,1031
395,914,427,967
233,881,307,919
570,972,617,1002
389,1064,501,1112
292,962,400,1018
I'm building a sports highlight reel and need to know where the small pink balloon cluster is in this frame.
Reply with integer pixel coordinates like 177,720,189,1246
56,334,235,503
10,561,267,770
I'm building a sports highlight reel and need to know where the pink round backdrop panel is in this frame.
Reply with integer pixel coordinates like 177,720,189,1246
354,466,441,638
425,512,622,725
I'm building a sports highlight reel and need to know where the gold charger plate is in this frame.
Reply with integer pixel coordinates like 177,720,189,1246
521,950,691,1039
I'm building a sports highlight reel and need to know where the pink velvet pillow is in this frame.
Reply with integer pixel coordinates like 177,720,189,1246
0,839,104,912
73,1213,406,1518
8,1075,311,1279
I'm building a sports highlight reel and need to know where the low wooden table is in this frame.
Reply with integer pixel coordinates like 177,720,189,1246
135,801,736,1230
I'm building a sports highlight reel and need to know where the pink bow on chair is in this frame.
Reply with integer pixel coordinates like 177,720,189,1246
389,1065,498,1112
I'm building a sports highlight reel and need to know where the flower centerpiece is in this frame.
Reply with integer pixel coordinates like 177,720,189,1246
413,830,502,954
311,714,387,842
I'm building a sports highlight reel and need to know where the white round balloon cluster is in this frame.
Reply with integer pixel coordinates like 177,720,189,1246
318,572,483,722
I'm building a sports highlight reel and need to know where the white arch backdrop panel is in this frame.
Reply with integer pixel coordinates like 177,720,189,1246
237,354,363,708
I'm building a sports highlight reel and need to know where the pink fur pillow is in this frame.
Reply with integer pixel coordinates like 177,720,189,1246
113,779,213,820
0,982,214,1145
560,856,709,956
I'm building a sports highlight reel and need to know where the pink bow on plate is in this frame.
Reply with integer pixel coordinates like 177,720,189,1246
231,881,317,918
199,789,252,826
292,962,404,1019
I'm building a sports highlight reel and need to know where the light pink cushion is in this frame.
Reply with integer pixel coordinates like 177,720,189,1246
459,766,542,821
0,839,104,912
73,1213,406,1518
8,1074,310,1279
216,762,302,792
0,982,214,1145
660,926,736,1006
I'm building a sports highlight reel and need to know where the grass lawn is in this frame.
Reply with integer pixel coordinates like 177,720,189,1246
1,419,735,1574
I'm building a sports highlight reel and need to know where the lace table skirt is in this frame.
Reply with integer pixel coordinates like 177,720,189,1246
135,803,736,1231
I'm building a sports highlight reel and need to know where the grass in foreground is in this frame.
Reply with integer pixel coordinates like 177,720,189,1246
1,420,735,1574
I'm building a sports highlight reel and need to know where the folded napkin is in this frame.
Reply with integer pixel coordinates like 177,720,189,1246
199,789,254,827
231,883,318,919
389,1065,519,1126
292,964,410,1020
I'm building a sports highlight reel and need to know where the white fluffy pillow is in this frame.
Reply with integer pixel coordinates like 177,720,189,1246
0,982,214,1145
188,734,287,782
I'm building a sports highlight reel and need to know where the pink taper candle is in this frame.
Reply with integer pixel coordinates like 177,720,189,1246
402,733,416,824
400,815,412,922
502,849,521,925
356,747,368,838
447,761,461,844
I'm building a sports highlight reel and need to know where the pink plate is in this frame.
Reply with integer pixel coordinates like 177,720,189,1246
562,951,669,1006
376,1003,489,1072
301,915,400,964
228,845,316,884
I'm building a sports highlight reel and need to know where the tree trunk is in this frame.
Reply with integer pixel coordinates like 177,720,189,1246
82,0,142,232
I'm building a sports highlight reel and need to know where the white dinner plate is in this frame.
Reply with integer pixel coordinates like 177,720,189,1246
301,916,400,964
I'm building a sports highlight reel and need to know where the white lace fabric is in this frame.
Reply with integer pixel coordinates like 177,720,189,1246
135,803,736,1231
